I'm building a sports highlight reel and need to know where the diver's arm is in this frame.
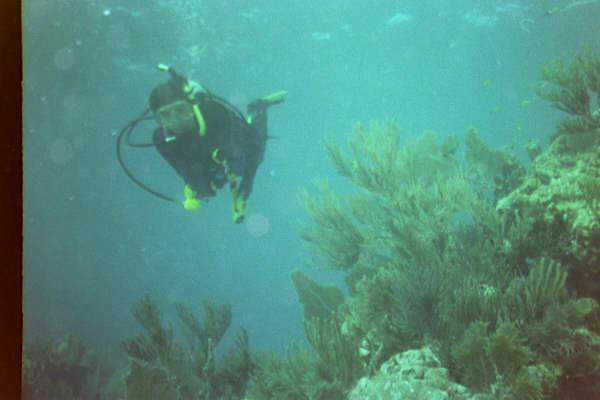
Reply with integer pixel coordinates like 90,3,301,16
153,128,187,176
153,129,215,198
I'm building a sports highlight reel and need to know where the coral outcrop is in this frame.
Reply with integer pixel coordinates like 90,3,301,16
348,347,474,400
496,129,600,299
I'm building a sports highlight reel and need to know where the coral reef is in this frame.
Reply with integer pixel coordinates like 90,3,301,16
121,295,253,400
496,47,600,300
248,344,317,399
298,114,600,398
537,47,600,136
496,129,600,299
299,121,480,275
22,334,112,400
449,258,600,398
249,271,360,399
247,317,363,399
348,346,474,400
464,127,526,201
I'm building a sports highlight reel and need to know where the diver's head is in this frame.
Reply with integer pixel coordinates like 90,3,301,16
149,82,197,136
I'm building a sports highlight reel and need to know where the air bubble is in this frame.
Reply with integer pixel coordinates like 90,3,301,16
246,213,270,237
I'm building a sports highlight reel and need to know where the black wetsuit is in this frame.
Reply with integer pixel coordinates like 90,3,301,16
152,92,267,200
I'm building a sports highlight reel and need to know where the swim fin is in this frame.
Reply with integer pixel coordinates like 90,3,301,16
247,91,287,114
261,90,287,106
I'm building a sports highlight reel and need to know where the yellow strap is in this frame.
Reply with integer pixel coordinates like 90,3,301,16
192,104,206,136
182,82,206,136
212,148,223,164
212,149,240,191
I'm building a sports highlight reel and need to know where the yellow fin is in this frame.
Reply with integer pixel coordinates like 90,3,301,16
261,90,288,104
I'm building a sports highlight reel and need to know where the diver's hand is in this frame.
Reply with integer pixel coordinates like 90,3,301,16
183,185,201,212
183,197,201,212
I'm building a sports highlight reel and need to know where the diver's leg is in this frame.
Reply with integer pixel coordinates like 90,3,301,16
248,107,267,139
246,90,286,138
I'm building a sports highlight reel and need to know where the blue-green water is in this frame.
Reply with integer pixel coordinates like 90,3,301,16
23,0,599,360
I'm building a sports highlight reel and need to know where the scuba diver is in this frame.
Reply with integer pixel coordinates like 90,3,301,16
116,64,286,223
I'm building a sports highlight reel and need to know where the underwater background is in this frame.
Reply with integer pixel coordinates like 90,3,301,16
23,0,600,399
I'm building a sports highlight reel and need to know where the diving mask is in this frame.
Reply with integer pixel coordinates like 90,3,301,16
155,99,197,137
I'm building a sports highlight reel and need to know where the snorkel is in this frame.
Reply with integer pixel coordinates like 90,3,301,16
156,64,207,137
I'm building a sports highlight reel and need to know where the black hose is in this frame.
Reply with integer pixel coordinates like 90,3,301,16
126,115,155,148
115,109,178,203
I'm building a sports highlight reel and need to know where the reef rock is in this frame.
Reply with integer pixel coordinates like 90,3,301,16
347,346,474,400
496,130,600,298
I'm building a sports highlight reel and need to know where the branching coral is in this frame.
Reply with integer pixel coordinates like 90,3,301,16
214,329,255,399
464,127,526,201
300,121,488,272
121,295,252,400
389,260,456,341
125,362,179,400
176,300,231,358
298,182,364,270
449,259,600,398
248,317,363,400
504,258,568,322
304,317,364,395
342,260,460,371
123,295,175,366
538,47,600,136
249,345,317,400
344,267,409,365
302,120,527,369
325,121,458,193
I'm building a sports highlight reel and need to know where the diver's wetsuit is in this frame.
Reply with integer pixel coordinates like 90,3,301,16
152,93,267,200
